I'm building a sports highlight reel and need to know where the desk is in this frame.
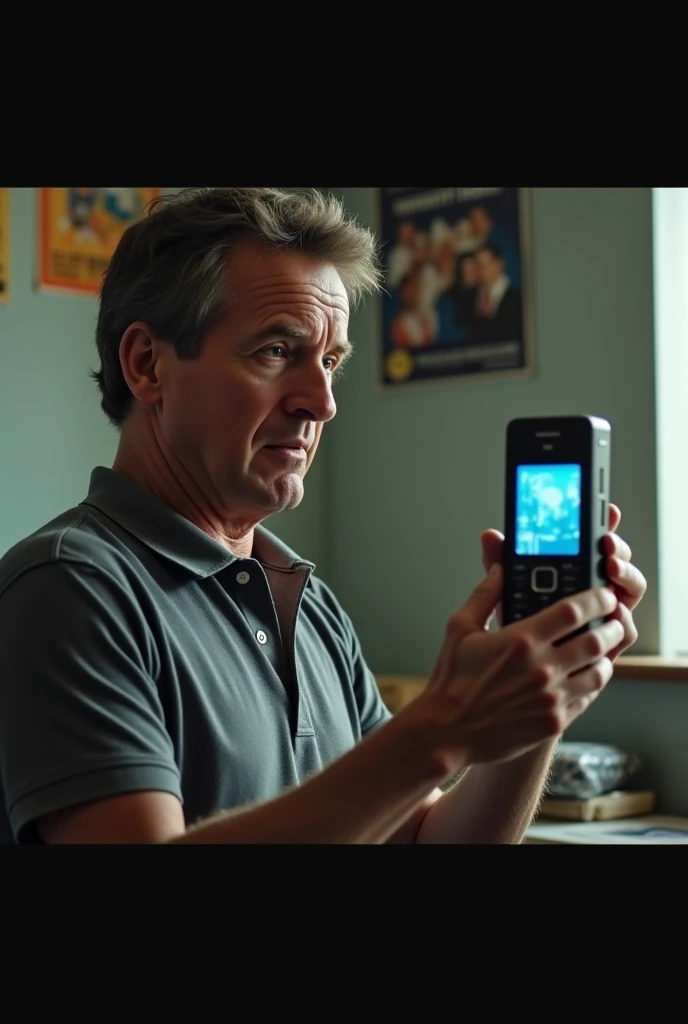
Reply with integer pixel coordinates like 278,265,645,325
526,815,688,844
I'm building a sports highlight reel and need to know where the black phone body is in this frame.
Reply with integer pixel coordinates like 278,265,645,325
502,416,611,627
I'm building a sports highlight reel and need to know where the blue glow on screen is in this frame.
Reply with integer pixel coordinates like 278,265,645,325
515,463,581,556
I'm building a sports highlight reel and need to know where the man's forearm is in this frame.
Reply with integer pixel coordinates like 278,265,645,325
173,708,455,845
414,738,558,844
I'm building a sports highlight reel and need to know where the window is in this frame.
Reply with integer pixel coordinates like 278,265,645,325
652,188,688,656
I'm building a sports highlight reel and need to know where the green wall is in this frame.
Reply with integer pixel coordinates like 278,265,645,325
326,187,657,667
0,187,119,551
325,187,688,816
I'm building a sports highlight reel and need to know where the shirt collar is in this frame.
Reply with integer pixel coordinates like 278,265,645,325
80,467,314,578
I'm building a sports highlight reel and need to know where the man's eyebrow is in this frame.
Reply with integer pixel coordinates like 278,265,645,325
252,322,354,360
253,323,310,341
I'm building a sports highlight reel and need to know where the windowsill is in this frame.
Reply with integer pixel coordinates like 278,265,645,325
376,656,688,712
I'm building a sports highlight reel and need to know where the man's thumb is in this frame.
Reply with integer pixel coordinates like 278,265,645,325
463,563,503,629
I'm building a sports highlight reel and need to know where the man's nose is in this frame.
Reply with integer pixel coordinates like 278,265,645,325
283,363,337,423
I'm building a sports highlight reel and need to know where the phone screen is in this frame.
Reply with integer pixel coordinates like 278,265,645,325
515,463,582,556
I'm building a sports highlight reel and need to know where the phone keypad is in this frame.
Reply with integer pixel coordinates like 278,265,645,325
531,566,557,593
507,562,584,621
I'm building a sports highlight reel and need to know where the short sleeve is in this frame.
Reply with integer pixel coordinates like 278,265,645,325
0,559,182,843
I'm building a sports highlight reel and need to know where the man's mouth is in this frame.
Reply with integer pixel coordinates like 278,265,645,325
263,443,308,458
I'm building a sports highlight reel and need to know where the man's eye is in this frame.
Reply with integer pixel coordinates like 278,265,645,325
263,345,288,359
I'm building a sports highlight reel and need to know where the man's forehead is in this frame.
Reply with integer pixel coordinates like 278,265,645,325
226,236,349,308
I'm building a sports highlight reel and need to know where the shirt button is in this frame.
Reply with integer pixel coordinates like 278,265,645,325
256,630,267,645
236,571,250,585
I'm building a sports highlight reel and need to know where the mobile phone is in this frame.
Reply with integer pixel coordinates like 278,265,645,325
502,415,611,627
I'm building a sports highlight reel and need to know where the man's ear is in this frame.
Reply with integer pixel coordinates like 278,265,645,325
118,322,165,407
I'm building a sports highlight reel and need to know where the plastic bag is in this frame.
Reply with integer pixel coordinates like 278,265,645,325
547,742,642,800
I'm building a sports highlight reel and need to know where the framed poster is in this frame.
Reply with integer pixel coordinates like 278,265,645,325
0,187,9,304
378,187,534,389
37,187,160,296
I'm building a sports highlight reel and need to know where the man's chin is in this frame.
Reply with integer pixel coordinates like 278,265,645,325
255,474,305,514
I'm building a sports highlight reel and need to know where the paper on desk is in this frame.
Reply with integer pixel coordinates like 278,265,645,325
604,827,688,840
527,815,688,844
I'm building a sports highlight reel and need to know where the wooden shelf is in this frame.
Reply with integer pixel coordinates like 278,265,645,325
611,655,688,682
375,656,688,710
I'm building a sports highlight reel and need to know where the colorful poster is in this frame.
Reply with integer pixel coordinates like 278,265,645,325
0,187,9,304
38,187,160,295
378,187,534,389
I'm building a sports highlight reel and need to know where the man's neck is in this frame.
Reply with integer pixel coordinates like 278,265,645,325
112,421,255,559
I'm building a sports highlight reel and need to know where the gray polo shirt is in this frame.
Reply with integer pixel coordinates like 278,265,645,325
0,467,391,844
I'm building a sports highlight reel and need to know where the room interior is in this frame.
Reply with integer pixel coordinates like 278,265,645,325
1,185,684,844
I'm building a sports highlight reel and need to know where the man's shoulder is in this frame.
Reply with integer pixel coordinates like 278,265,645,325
302,568,358,634
0,503,127,598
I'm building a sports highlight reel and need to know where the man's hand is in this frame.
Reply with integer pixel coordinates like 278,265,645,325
410,570,623,771
479,502,646,660
398,505,647,845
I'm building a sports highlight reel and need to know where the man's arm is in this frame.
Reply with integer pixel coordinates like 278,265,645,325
387,740,557,845
40,709,453,845
41,718,555,847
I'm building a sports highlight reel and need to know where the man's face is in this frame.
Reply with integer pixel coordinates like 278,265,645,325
469,206,492,236
401,273,420,309
460,256,477,288
475,249,503,287
152,236,350,523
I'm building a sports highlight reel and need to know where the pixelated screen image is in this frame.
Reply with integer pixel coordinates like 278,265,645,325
515,463,581,555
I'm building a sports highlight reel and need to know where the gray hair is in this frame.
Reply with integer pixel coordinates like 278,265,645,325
92,187,382,426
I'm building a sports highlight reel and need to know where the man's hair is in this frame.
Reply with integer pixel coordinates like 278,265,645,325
92,187,382,426
476,241,504,262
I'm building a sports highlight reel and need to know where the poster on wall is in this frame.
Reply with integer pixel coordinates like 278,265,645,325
37,187,160,296
378,187,534,389
0,187,9,304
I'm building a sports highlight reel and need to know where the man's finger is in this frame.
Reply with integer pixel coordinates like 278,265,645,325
525,587,618,645
607,600,638,659
480,529,504,575
452,563,503,634
602,531,631,563
608,503,621,534
605,557,646,611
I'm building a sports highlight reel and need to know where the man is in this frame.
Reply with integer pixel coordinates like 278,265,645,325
472,242,523,345
0,187,645,845
467,203,522,288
